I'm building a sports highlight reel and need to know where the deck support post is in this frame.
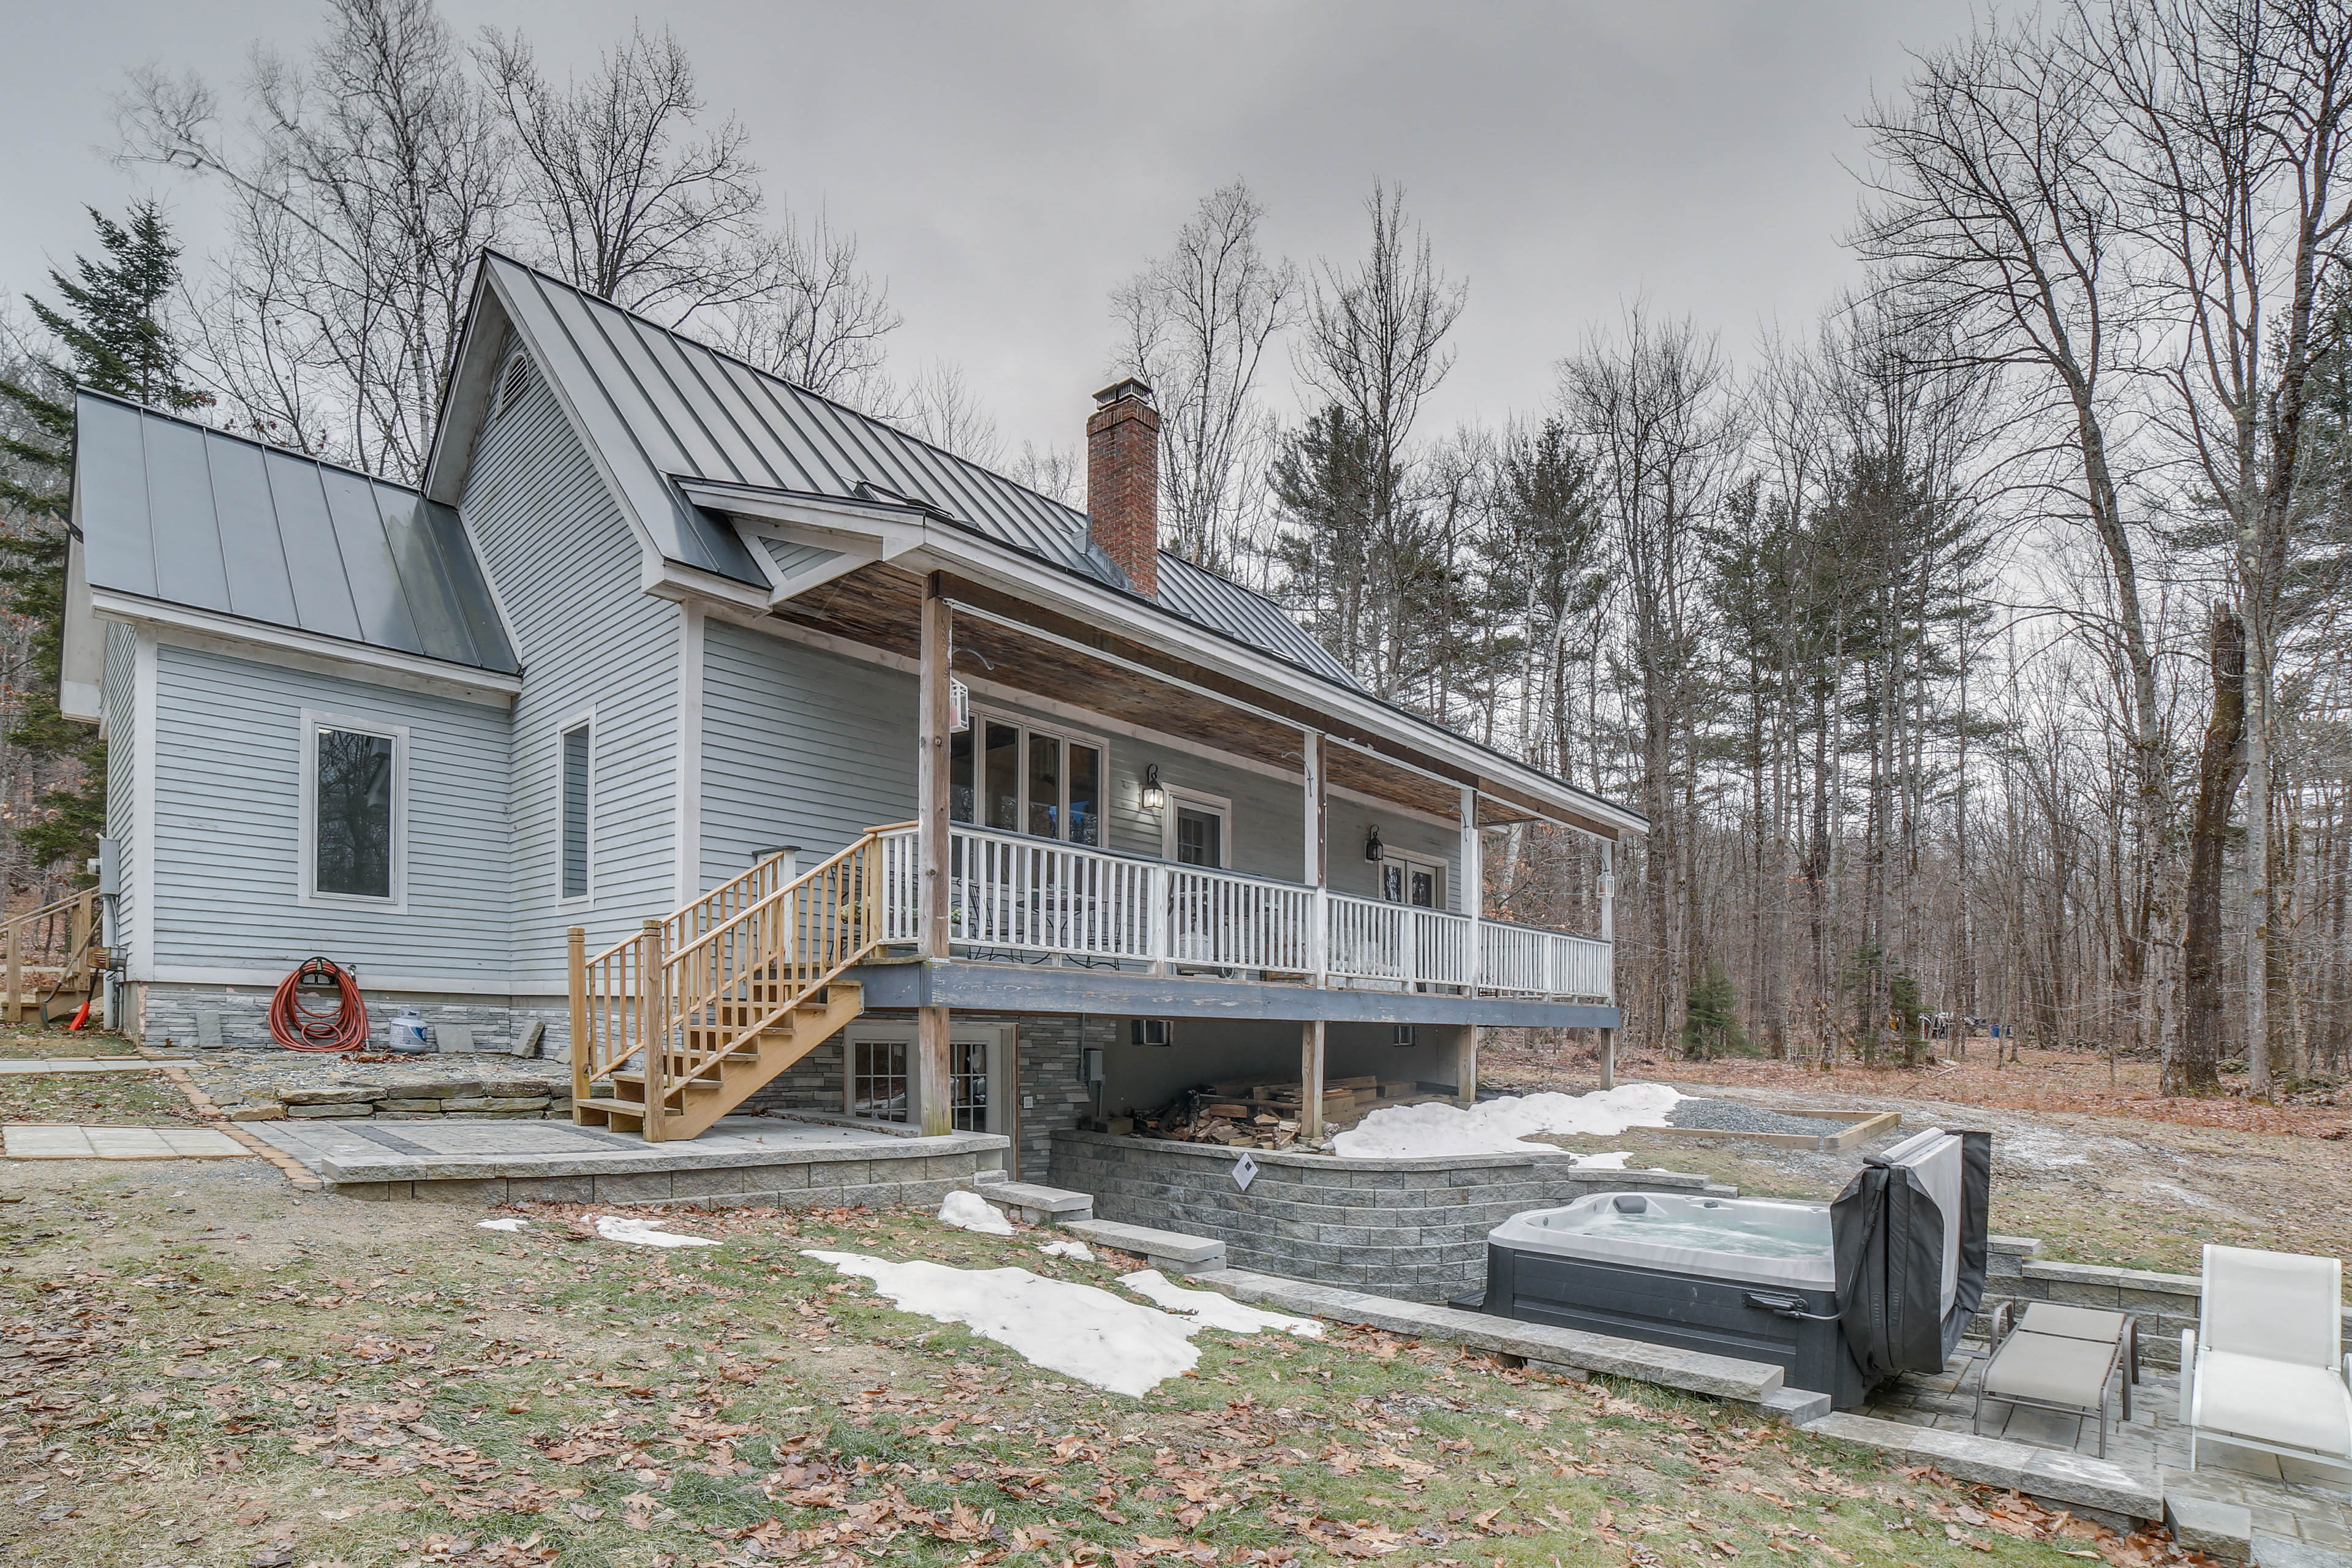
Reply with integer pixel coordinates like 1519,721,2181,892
1440,1023,1479,1106
567,926,588,1123
1300,1019,1326,1140
918,575,954,1135
1599,1026,1615,1091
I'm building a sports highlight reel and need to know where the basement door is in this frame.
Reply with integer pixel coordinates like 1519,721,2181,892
844,1021,1012,1134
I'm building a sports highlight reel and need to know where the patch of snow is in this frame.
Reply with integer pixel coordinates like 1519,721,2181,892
802,1251,1200,1396
1997,1127,2089,1170
1566,1150,1632,1170
1332,1084,1684,1159
937,1189,1015,1235
1118,1270,1324,1337
1038,1238,1095,1261
476,1217,528,1232
594,1215,719,1248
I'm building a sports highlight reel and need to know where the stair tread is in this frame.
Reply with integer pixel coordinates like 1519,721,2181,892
575,1096,685,1121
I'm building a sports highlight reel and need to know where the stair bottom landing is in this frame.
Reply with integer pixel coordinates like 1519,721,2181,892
244,1112,1008,1207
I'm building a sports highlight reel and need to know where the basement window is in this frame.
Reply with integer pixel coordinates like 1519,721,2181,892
300,710,407,910
559,720,591,902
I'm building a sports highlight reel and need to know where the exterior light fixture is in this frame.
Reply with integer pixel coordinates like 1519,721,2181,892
1140,764,1166,812
1365,824,1384,861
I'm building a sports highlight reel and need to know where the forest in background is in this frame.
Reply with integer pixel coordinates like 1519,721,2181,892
2,0,2348,1098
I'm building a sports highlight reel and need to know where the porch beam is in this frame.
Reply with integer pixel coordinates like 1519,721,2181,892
933,575,1633,841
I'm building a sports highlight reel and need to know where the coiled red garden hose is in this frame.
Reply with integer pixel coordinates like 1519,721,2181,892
270,957,371,1052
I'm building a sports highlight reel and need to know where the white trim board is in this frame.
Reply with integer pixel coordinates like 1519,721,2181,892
130,629,157,978
93,590,521,706
137,963,555,997
672,601,703,909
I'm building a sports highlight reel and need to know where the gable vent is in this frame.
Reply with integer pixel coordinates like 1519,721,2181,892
491,352,533,423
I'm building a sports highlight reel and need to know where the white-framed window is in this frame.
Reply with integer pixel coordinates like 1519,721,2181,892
1378,849,1446,910
1161,787,1232,869
948,707,1106,848
557,714,593,905
298,709,409,911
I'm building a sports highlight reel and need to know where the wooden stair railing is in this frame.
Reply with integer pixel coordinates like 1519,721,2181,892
567,826,909,1142
6,888,102,1026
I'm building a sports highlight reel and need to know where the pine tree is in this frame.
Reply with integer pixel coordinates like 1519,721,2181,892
1681,959,1747,1060
0,203,206,881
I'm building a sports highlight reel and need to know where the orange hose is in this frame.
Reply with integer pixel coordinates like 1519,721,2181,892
270,958,370,1052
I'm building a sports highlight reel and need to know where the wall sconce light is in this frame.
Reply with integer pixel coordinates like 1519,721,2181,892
1364,824,1384,862
1140,764,1166,812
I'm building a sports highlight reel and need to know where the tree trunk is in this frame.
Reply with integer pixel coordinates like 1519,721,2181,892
2174,601,2244,1096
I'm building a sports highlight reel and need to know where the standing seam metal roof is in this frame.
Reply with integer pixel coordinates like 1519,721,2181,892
72,390,519,674
481,254,1362,690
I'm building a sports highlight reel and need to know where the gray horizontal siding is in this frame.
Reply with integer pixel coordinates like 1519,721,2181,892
699,620,915,889
463,349,681,982
148,642,511,981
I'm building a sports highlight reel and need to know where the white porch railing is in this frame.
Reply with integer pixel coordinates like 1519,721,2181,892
875,824,1611,1001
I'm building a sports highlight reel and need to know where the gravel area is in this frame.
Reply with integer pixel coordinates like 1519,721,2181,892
1665,1098,1850,1137
176,1051,571,1111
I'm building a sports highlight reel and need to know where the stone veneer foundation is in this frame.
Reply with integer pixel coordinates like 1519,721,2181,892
1978,1235,2352,1368
132,979,570,1058
1051,1128,1722,1299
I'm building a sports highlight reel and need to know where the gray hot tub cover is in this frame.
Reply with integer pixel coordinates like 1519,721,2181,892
1830,1127,1992,1384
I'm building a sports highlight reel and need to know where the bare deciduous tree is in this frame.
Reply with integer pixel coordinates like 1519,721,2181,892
118,0,509,481
1113,181,1298,573
476,23,774,323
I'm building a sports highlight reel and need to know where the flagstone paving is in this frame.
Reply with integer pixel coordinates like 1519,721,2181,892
0,1058,160,1074
3,1124,249,1159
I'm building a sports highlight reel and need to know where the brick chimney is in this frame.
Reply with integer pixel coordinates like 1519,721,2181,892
1087,377,1159,597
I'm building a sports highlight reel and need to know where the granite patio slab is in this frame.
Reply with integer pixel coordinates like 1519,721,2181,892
6,1124,249,1159
0,1058,156,1074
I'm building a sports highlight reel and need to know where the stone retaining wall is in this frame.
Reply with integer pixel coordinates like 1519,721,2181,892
234,1076,573,1123
1980,1237,2352,1369
1051,1128,1718,1299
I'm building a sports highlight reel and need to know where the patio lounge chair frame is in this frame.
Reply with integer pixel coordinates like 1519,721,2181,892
1972,1302,2138,1458
2180,1244,2352,1500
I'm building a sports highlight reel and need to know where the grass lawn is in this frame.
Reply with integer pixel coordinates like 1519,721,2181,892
0,1164,2198,1567
0,1027,139,1061
0,1064,198,1128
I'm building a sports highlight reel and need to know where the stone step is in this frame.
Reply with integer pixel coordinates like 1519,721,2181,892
972,1182,1093,1224
1796,1409,2162,1526
1056,1218,1226,1274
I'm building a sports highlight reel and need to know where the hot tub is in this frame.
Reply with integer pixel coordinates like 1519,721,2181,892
1481,1190,1864,1406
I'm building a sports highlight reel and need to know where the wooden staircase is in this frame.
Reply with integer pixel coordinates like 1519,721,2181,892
568,827,904,1142
7,889,102,1028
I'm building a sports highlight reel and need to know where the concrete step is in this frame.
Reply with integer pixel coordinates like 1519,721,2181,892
1057,1218,1226,1274
973,1182,1093,1224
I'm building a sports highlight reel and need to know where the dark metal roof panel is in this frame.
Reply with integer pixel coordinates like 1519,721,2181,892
475,254,1365,689
71,391,519,674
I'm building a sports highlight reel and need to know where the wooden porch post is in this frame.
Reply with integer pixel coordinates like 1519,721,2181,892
1300,1019,1326,1140
1458,786,1481,919
917,573,954,1135
1599,1027,1616,1091
1303,730,1326,984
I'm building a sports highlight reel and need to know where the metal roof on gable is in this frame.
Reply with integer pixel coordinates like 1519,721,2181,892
72,390,519,674
479,254,1365,692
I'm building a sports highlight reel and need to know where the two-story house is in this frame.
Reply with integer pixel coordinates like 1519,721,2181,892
61,251,1638,1180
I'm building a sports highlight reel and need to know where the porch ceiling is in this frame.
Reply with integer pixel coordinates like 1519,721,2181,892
768,560,1547,827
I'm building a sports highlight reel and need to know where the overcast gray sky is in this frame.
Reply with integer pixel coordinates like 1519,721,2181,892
5,1,1983,464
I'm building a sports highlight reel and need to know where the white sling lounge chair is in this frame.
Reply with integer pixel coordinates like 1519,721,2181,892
2180,1244,2352,1498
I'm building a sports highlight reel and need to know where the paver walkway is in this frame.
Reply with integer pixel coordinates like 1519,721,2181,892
0,1057,153,1073
4,1124,249,1159
1867,1344,2352,1554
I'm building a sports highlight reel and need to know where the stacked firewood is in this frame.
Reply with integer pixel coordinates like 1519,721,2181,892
1131,1075,1434,1149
